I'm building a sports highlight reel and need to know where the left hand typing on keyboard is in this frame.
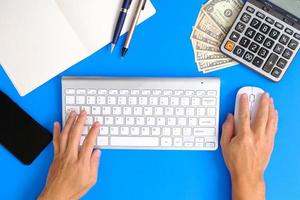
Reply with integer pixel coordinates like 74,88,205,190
39,111,101,200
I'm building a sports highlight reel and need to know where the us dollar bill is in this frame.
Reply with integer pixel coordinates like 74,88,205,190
203,0,244,33
197,58,234,69
195,51,228,61
194,12,225,41
202,61,237,73
191,28,221,47
192,40,220,52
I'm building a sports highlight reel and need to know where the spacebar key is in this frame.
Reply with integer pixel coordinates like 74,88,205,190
110,137,159,147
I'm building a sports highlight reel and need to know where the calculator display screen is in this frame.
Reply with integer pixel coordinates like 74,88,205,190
269,0,300,17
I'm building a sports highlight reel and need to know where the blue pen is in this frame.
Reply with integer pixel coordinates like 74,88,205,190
111,0,133,53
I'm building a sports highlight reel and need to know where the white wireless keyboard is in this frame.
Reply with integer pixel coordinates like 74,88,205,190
62,77,220,150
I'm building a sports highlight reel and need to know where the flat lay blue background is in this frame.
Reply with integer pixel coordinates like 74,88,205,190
0,0,299,199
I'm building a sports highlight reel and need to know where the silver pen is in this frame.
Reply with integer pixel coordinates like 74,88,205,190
121,0,147,57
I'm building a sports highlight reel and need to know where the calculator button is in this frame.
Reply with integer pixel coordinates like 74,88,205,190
271,67,282,78
288,39,299,50
230,31,240,42
260,23,271,34
252,57,264,68
258,47,269,58
233,46,245,57
263,38,275,49
243,52,254,62
246,6,255,13
245,27,256,39
250,18,261,29
277,58,288,69
294,33,300,40
224,40,235,52
274,44,284,54
282,49,293,59
269,29,280,40
254,32,265,43
239,37,251,48
263,53,279,73
235,22,246,33
275,22,284,30
279,34,290,45
249,42,259,53
241,13,251,24
256,11,265,19
265,17,275,25
285,28,293,35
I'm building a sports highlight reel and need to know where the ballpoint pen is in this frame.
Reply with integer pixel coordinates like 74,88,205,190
111,0,133,53
121,0,147,57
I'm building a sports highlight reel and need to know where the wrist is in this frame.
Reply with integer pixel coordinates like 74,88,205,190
231,174,266,200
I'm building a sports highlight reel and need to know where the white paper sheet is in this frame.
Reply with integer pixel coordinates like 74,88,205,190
0,0,156,96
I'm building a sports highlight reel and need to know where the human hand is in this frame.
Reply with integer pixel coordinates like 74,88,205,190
39,111,101,200
221,93,278,200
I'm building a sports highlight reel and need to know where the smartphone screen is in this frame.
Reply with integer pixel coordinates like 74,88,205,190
0,91,52,165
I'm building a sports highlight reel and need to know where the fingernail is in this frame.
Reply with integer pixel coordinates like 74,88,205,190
93,121,100,127
242,93,248,99
80,110,87,115
54,121,59,127
265,92,270,98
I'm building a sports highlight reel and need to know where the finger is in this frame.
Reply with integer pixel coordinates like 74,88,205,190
253,93,270,133
221,114,235,147
238,94,251,134
60,112,77,152
266,99,278,138
53,122,61,155
90,149,101,184
80,122,100,161
66,111,87,156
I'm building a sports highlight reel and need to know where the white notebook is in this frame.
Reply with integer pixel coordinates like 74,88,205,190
0,0,156,96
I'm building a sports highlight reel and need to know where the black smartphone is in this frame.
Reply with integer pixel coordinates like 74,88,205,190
0,91,52,165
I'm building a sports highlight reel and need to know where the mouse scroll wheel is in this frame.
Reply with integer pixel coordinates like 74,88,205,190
249,94,255,102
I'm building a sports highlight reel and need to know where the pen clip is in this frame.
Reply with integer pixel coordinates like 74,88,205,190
142,0,147,10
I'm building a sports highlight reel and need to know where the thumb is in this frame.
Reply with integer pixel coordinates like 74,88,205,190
221,114,235,147
90,149,101,181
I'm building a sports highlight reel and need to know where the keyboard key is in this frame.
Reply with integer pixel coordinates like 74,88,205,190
265,17,274,25
92,106,101,115
130,127,140,136
277,58,288,69
275,22,284,30
245,27,256,39
97,137,109,146
294,33,300,40
141,127,150,135
174,138,183,146
202,98,216,106
224,40,235,52
243,51,254,62
233,46,245,57
235,22,246,33
110,137,159,147
246,6,255,13
250,18,261,29
256,11,265,19
274,44,284,54
161,137,172,147
258,47,269,58
263,53,279,73
263,38,275,49
260,23,271,34
76,96,85,104
76,89,86,95
199,118,215,126
230,31,240,42
66,89,75,94
271,67,282,78
282,49,293,59
87,96,96,105
279,34,290,45
241,13,251,23
249,42,259,53
288,39,299,50
254,32,265,43
285,28,293,35
194,127,215,136
269,29,280,40
239,37,251,48
252,57,264,68
66,96,75,104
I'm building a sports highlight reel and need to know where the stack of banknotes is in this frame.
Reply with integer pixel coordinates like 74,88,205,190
191,0,244,73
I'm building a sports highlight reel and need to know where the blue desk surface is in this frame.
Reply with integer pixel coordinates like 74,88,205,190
1,1,300,199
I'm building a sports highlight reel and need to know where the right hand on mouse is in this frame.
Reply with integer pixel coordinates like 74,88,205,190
221,93,278,200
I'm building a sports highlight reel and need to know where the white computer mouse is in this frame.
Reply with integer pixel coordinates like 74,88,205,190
234,86,264,125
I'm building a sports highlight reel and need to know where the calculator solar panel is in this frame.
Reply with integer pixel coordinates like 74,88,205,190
221,0,300,82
